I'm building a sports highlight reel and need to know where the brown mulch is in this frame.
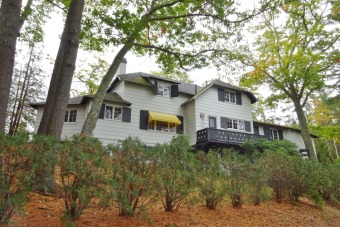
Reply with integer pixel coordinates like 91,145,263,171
10,193,340,227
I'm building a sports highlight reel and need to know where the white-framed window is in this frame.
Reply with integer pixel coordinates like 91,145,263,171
225,91,236,104
227,118,245,131
270,129,279,140
148,121,176,132
65,110,77,122
156,84,170,97
105,105,122,120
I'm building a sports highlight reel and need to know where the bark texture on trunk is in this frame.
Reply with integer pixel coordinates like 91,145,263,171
38,0,84,139
0,0,23,132
292,99,317,159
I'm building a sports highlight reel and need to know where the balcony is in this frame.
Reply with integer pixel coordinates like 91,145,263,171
196,128,266,150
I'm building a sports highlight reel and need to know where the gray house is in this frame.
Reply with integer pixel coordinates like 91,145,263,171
30,61,316,157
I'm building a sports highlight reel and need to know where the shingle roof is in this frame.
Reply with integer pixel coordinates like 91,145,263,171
29,92,131,109
253,120,318,138
181,79,257,106
107,72,200,95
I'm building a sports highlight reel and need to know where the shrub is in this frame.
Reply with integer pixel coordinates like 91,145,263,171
107,137,157,216
246,154,271,205
241,138,299,157
261,150,290,203
196,151,228,209
56,136,109,221
29,134,58,193
221,149,248,208
0,133,34,225
153,135,196,212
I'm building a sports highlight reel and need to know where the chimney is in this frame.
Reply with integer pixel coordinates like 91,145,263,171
117,58,127,75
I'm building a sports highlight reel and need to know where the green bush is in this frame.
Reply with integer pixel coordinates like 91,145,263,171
246,154,271,205
261,150,290,203
56,135,109,221
241,138,299,157
221,149,248,208
153,135,197,212
0,133,34,225
196,151,228,209
29,134,58,193
107,137,157,216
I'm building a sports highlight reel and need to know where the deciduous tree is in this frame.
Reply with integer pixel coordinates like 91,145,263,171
80,0,279,136
239,0,340,159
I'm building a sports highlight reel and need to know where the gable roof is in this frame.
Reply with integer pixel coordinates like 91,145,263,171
253,120,318,138
107,72,200,95
181,79,257,106
29,92,131,109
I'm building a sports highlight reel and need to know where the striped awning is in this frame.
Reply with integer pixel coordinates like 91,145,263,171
148,111,181,125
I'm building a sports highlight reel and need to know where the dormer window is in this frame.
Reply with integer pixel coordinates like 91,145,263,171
156,84,170,97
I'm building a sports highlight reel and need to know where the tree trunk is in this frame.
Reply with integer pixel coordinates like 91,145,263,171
80,47,131,136
292,99,317,159
0,0,23,132
80,16,151,136
38,0,84,139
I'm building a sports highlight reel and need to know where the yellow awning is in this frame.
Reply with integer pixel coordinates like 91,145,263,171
148,111,181,125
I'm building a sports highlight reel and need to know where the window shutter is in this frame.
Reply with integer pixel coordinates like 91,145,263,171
122,107,131,122
139,110,149,130
236,93,242,105
154,81,158,94
278,129,284,140
99,104,105,119
218,89,225,101
171,84,179,97
254,126,259,135
220,117,228,129
176,115,184,134
263,127,271,139
245,121,251,132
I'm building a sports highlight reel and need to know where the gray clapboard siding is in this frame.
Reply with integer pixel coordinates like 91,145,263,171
93,82,190,146
184,100,197,145
194,87,253,133
113,80,125,97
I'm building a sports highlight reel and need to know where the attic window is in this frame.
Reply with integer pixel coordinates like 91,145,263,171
156,84,170,97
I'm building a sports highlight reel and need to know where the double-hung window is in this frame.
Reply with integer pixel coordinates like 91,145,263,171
105,106,122,120
270,129,279,140
227,118,245,131
224,91,236,104
156,84,170,97
65,110,77,122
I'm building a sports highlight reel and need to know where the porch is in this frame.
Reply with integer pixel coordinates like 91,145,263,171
195,128,266,151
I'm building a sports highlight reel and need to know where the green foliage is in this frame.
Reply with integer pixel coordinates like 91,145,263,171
29,134,58,193
0,133,34,224
246,154,271,205
261,150,292,203
241,138,299,157
56,135,109,221
221,149,248,208
196,151,228,209
153,135,196,212
107,137,157,216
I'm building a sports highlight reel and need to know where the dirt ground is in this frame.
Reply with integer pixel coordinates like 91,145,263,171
10,193,340,227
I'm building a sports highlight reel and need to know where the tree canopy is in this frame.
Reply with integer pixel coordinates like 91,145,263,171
237,0,340,158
